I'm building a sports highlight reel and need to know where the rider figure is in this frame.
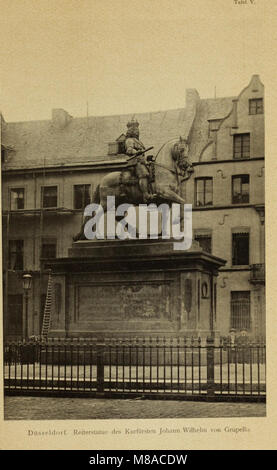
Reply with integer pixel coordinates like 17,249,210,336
121,119,153,203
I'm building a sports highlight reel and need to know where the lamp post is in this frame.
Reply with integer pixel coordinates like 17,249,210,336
22,273,32,340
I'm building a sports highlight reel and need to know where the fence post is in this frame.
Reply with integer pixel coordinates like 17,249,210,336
206,336,215,399
96,343,105,393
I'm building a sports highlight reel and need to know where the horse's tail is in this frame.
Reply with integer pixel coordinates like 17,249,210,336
92,184,101,204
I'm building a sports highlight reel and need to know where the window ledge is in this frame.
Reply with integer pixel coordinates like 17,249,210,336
219,266,251,272
231,265,250,269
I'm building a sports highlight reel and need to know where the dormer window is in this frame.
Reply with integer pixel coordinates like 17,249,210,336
208,119,221,136
108,142,118,155
118,141,126,154
108,134,126,155
249,98,263,115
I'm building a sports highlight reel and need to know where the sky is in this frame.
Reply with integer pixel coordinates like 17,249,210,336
0,0,275,122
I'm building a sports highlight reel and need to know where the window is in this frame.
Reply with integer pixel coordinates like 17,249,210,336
10,188,25,210
195,178,213,207
194,231,212,253
8,240,24,270
108,134,126,155
108,142,118,155
232,232,249,265
249,98,263,115
41,239,57,259
232,175,250,204
118,141,126,154
233,133,250,159
41,186,58,208
231,291,251,330
208,119,220,135
74,184,91,209
8,294,23,336
1,147,6,162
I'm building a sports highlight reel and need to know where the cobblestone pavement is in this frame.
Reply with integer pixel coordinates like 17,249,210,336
4,396,266,420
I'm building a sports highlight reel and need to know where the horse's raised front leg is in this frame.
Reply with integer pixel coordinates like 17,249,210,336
156,185,186,205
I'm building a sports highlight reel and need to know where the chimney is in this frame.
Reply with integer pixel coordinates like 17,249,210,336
52,109,72,129
186,89,200,109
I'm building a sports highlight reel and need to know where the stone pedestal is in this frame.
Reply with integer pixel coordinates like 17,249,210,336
46,239,225,339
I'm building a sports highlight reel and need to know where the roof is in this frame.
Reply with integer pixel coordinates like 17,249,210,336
1,95,234,170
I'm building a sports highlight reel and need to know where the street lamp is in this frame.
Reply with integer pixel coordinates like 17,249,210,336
22,273,32,340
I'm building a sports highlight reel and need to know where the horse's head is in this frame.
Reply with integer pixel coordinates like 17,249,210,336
171,137,190,171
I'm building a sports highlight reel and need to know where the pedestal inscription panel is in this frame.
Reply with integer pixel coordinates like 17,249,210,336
74,281,171,323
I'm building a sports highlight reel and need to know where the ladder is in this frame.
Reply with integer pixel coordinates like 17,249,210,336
41,270,53,340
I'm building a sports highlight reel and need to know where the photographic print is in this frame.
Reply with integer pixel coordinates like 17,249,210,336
0,0,276,452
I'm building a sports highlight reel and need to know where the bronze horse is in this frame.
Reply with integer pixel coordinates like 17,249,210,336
73,137,194,240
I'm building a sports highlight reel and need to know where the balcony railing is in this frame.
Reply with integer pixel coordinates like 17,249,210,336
2,207,75,216
250,264,265,283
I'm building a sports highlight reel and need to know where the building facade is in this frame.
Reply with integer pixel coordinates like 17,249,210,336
1,75,265,341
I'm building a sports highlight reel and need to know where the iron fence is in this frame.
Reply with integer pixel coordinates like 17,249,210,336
4,336,266,402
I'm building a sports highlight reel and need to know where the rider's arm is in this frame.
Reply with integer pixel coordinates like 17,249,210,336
125,138,137,156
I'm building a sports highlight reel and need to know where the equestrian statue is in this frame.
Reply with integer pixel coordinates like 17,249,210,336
73,119,194,241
